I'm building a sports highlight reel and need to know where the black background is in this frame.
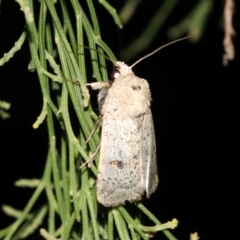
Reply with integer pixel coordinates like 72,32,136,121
0,1,239,239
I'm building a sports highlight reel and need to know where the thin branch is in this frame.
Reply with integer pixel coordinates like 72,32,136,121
222,0,236,66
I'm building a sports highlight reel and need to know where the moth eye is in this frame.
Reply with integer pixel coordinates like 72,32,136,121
111,69,120,80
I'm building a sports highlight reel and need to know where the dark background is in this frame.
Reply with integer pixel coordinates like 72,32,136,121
0,1,239,239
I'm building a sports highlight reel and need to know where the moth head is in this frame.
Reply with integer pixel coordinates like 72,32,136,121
111,61,133,81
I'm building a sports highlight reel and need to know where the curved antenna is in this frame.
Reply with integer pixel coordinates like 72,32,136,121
82,46,116,64
130,36,190,68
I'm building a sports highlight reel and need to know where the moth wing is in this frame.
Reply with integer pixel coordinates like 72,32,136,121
140,108,158,197
97,113,145,207
96,73,158,206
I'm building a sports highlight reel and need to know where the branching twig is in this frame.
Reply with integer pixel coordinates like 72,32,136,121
222,0,235,66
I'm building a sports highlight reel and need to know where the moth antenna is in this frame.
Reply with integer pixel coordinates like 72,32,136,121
130,36,190,68
82,46,116,64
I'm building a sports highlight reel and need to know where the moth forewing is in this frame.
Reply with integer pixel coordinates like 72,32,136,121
97,114,145,206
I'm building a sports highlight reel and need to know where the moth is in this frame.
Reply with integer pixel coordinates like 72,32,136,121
87,38,188,207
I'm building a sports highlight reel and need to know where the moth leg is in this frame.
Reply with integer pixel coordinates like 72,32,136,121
85,116,102,144
79,143,101,168
68,80,108,88
86,82,109,90
68,79,80,85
